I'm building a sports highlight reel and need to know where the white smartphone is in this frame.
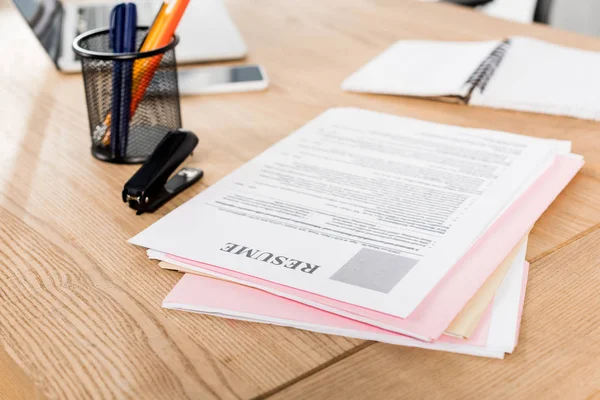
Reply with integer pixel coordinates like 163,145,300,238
177,65,269,95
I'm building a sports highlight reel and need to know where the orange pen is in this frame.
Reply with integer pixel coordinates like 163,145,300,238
97,0,190,146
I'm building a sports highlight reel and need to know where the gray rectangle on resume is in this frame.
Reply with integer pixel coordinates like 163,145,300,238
330,249,418,293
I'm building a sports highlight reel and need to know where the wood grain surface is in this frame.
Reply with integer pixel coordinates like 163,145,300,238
271,228,600,400
0,346,44,400
1,0,599,398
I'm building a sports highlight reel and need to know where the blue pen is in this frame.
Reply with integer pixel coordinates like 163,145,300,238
119,3,137,158
109,4,126,159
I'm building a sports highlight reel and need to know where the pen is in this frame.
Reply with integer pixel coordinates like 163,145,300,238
119,2,137,158
109,3,126,158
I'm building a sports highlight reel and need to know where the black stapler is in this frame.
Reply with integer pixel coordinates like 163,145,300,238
123,129,203,215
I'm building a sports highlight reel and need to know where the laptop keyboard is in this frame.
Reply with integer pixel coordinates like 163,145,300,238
77,6,111,36
75,3,157,60
76,3,156,36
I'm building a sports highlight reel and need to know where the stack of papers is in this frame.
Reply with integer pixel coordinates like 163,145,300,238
130,108,583,358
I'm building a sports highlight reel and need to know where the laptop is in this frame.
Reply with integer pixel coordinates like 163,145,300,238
12,0,248,72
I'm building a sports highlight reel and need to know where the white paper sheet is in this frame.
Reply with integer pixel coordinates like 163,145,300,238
130,108,562,318
417,0,537,23
479,0,537,23
486,239,527,353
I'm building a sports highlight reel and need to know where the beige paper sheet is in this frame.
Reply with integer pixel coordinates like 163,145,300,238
159,233,528,340
445,234,529,338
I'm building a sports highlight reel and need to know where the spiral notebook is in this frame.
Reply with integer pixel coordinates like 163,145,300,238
343,37,600,120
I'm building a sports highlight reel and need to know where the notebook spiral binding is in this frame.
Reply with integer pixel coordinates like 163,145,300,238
466,40,512,94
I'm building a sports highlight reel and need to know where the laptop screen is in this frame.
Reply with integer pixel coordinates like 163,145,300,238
12,0,64,65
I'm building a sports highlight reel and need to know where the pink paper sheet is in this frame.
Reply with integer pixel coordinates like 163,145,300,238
163,261,530,355
164,155,581,341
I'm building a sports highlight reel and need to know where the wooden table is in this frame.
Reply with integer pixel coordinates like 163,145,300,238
1,0,599,398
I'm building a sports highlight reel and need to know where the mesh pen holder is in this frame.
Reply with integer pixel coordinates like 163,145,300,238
73,27,182,164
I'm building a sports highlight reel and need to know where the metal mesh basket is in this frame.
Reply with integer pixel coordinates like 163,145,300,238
73,27,182,164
